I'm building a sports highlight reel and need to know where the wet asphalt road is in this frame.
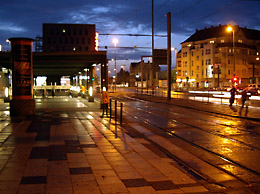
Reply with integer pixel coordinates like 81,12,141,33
111,93,260,186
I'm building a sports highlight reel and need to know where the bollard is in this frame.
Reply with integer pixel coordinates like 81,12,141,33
115,100,117,138
120,103,123,125
115,100,117,123
110,99,112,119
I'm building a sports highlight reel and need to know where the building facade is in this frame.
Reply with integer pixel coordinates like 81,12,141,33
42,23,97,52
176,25,260,88
129,61,160,87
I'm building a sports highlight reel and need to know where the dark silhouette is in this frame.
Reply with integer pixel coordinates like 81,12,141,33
229,86,236,106
239,89,250,116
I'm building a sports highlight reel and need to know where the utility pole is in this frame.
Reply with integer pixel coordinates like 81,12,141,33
152,0,154,58
167,12,171,100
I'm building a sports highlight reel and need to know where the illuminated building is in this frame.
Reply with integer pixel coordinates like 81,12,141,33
176,24,260,88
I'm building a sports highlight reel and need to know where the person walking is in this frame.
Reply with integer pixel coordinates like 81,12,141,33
229,86,236,106
239,89,250,116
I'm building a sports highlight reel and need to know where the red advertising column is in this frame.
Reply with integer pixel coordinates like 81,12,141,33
9,37,35,116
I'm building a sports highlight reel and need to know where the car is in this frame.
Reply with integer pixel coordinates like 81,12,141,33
245,84,260,95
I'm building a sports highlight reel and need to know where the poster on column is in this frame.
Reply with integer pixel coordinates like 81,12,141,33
12,44,32,98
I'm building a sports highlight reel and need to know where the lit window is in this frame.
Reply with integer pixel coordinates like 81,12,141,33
238,39,243,43
210,40,214,43
221,39,225,43
187,44,191,47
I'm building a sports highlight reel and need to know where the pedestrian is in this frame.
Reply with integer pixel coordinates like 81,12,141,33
101,91,109,117
229,86,236,106
239,89,250,116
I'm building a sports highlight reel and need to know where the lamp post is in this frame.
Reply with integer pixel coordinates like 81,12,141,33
113,38,118,91
256,57,260,84
227,26,235,76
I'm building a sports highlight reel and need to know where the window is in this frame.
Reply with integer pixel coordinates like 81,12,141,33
192,61,193,66
82,38,85,44
202,60,204,66
183,52,187,57
228,70,231,75
210,40,214,43
192,70,194,76
196,56,199,60
197,66,199,70
206,59,211,65
243,59,247,65
85,29,88,35
71,38,74,44
221,39,225,43
191,52,194,56
238,39,243,43
205,49,210,55
202,70,204,76
228,59,231,64
202,50,204,56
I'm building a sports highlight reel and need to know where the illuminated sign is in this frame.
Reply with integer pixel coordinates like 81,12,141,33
95,32,99,51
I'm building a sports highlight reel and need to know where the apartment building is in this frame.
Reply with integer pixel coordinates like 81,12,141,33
176,24,260,88
42,23,97,52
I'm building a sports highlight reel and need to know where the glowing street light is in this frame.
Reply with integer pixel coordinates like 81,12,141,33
113,38,118,91
226,26,235,76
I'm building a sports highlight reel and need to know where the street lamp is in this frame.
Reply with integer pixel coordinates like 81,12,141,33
226,26,235,76
256,57,260,84
113,38,118,91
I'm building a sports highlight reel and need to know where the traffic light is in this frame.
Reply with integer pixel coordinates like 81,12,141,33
232,76,239,85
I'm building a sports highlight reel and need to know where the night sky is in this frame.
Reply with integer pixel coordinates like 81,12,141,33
0,0,260,72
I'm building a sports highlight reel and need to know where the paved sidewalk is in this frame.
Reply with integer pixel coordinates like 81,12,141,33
0,97,257,193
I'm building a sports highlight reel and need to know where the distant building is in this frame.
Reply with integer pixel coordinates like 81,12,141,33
176,24,260,88
42,23,97,52
129,61,160,87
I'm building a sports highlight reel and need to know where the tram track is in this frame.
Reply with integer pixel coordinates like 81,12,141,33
110,95,260,186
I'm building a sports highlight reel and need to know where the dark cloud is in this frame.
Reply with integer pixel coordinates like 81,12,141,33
0,0,259,65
